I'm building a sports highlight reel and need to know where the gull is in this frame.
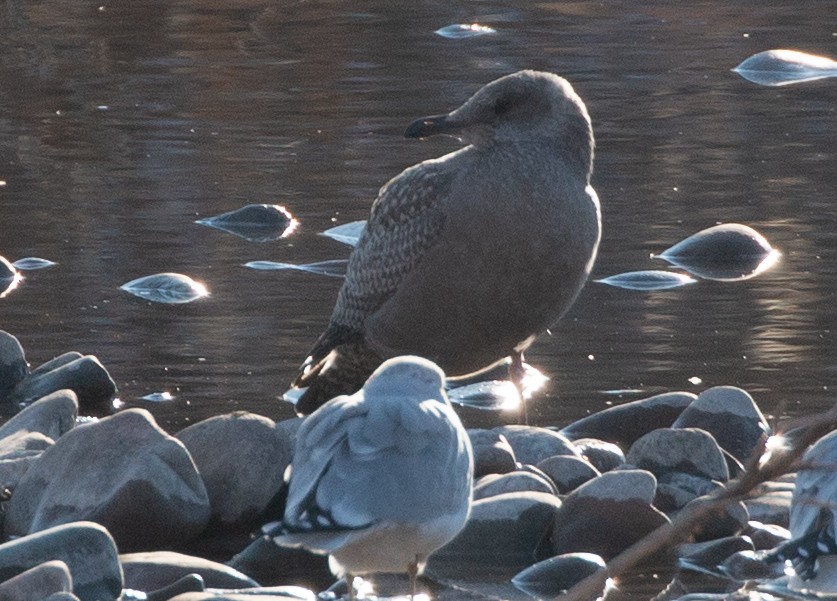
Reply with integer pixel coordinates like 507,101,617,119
291,70,601,423
274,356,474,600
766,429,837,593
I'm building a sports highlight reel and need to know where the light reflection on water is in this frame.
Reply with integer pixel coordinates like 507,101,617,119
0,0,835,442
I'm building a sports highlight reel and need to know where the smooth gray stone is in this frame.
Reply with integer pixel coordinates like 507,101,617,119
474,470,556,500
686,498,750,543
0,559,72,600
5,409,210,551
428,491,562,571
742,520,790,549
8,355,116,411
468,429,517,477
677,536,754,572
0,453,41,491
656,472,722,513
0,389,78,442
552,470,669,560
0,521,122,601
0,430,53,458
560,392,697,448
41,594,82,601
672,386,769,463
165,588,315,601
536,455,600,494
30,352,84,378
512,552,606,599
226,534,331,588
627,427,729,482
0,330,27,402
177,412,291,528
571,438,625,473
120,551,257,591
744,490,791,528
493,425,579,466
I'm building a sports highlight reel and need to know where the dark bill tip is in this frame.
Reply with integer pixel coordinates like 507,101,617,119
404,114,457,139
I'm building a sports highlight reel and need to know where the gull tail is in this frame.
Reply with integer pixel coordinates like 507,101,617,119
291,340,383,414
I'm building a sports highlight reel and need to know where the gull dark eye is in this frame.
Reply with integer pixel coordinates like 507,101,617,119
493,96,515,116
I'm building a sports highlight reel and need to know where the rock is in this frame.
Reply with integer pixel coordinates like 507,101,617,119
0,454,41,491
0,330,27,402
744,490,791,528
145,574,205,601
5,409,210,551
42,594,82,601
164,588,315,601
560,392,696,448
0,521,122,601
687,498,749,542
428,492,562,572
468,429,517,477
0,389,78,442
8,355,116,412
474,471,556,500
30,352,83,378
536,455,600,494
227,534,332,588
742,520,790,549
655,472,722,513
0,559,73,601
720,549,785,581
120,551,257,591
552,470,670,560
571,438,625,473
677,536,754,573
671,386,769,463
493,425,578,465
627,428,729,482
177,412,291,528
0,429,53,458
512,552,607,599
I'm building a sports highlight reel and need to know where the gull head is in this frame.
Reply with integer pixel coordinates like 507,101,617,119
404,70,593,154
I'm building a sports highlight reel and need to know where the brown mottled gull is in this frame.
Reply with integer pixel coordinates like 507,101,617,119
291,70,601,422
274,356,474,600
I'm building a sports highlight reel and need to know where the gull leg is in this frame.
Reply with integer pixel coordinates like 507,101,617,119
408,557,419,600
510,352,528,425
347,573,356,601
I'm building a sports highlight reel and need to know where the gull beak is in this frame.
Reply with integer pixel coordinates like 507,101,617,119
404,114,461,139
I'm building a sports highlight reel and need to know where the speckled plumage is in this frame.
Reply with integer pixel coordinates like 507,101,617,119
292,70,601,414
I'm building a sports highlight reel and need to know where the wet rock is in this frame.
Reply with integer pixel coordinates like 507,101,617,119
494,425,579,465
671,386,769,463
42,594,81,601
0,453,41,491
552,469,670,560
0,389,78,442
474,470,556,500
744,490,791,528
120,551,257,591
536,455,600,494
0,521,122,601
560,392,696,448
742,520,790,549
8,355,116,412
429,491,562,571
571,438,625,473
687,498,749,542
0,330,27,402
164,588,315,601
512,552,607,599
30,352,84,377
655,472,722,513
627,428,729,482
177,412,292,528
5,409,210,550
720,549,785,581
227,534,332,588
677,536,754,574
0,559,72,600
468,429,517,477
145,574,205,601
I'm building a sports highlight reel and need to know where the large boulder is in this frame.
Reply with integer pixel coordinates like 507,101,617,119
0,389,78,442
0,330,27,402
119,551,257,591
8,355,116,412
0,521,122,601
177,412,291,528
493,425,579,465
5,409,210,550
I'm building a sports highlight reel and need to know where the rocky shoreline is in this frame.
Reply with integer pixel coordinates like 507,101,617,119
0,329,800,601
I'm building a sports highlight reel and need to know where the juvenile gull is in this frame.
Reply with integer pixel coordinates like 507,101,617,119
292,70,601,422
274,356,474,600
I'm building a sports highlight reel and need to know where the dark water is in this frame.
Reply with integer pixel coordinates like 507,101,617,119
1,0,835,437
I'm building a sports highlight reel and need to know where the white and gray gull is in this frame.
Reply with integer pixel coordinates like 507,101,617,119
292,70,601,422
274,355,474,600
